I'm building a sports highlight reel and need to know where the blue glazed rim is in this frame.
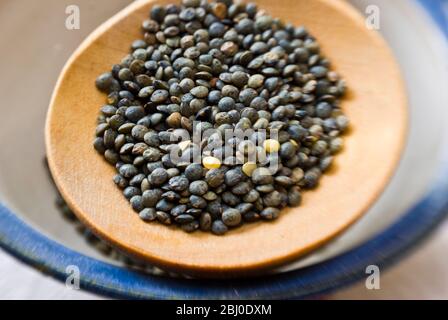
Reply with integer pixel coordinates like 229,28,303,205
0,0,447,299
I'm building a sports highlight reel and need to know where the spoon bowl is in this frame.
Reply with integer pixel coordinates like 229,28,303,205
46,0,407,277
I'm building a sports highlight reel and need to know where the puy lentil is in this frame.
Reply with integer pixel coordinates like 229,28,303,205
211,220,228,235
251,167,273,185
199,212,212,231
169,175,189,191
243,189,260,203
139,208,157,221
231,181,252,195
203,156,221,169
190,195,207,208
94,0,349,235
222,208,242,227
222,191,241,206
162,190,181,202
124,186,141,200
184,163,204,181
205,168,225,187
242,162,257,176
149,168,168,185
119,164,138,178
203,191,218,201
260,207,280,220
156,211,172,225
189,180,209,196
130,195,144,212
263,190,283,207
224,168,244,187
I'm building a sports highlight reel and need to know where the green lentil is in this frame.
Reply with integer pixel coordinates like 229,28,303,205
93,0,349,235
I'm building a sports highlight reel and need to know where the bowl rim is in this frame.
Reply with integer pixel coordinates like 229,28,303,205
0,0,447,299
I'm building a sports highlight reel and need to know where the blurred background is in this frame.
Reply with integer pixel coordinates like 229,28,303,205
0,0,447,299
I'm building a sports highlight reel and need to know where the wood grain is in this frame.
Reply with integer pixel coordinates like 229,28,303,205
46,0,407,277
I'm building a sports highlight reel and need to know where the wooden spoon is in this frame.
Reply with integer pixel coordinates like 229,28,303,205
46,0,407,277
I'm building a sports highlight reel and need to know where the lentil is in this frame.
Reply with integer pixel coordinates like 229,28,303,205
211,220,228,235
222,208,242,227
94,0,349,235
263,139,280,153
203,156,221,169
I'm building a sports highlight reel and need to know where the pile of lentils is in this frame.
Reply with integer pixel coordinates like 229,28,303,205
94,0,349,235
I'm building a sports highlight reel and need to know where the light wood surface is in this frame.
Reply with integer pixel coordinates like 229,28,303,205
46,0,407,276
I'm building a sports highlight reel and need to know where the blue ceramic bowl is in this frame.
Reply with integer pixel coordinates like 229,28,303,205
0,0,447,299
